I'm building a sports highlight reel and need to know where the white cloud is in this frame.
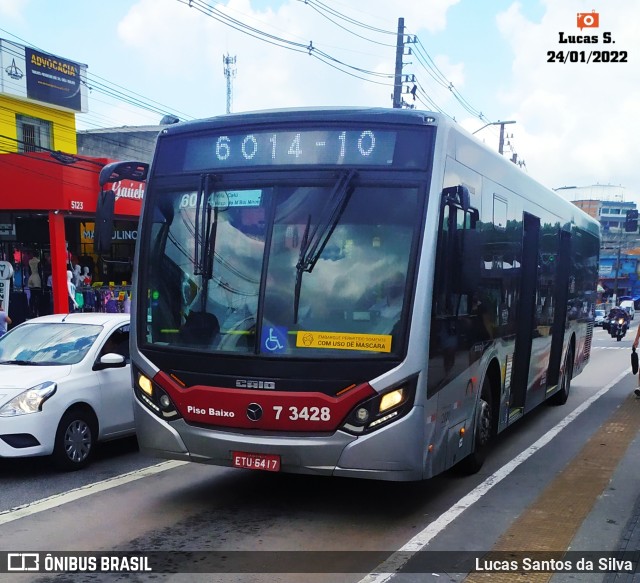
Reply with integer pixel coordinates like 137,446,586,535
114,0,462,117
496,1,640,196
0,0,29,21
6,0,634,203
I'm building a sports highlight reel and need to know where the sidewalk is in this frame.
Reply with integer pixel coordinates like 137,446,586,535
602,398,640,583
603,492,640,583
551,384,640,583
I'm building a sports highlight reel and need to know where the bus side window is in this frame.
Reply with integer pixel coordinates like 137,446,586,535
435,201,479,317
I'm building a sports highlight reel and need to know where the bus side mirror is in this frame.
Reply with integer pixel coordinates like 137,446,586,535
94,189,116,254
99,161,149,187
442,185,471,212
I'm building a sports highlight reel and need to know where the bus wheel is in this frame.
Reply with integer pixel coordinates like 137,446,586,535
456,378,493,475
549,346,573,406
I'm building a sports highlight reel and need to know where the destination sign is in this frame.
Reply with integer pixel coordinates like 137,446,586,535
154,124,435,172
180,129,396,169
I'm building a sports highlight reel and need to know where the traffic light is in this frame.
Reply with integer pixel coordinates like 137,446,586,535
625,209,638,232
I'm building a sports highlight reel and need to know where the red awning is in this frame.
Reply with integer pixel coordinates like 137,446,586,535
0,152,142,217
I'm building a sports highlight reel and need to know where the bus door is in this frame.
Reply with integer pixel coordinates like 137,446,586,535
509,212,540,415
546,229,571,389
428,185,480,398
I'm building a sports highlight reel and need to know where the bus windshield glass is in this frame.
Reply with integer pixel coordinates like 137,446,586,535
143,177,420,357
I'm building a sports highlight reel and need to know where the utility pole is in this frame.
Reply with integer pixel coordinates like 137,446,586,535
497,120,515,155
473,120,516,155
392,18,404,109
223,54,237,114
613,243,621,305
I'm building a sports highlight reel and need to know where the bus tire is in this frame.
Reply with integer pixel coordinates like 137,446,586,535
549,346,573,406
456,377,493,475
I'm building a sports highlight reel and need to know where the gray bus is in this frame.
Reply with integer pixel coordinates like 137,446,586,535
101,108,600,481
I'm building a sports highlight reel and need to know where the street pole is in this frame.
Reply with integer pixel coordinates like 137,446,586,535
613,243,621,306
497,121,516,154
498,122,508,154
473,120,516,155
392,18,404,109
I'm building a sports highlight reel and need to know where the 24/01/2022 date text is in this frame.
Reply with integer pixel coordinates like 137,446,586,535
547,50,627,63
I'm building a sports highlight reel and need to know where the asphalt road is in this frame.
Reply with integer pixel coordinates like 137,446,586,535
1,322,637,583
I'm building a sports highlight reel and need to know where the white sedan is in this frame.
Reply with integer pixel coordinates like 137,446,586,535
0,313,134,470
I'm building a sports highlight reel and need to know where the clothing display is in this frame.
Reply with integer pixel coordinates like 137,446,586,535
74,285,131,314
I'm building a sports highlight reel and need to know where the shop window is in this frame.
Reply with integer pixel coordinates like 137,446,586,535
16,114,52,153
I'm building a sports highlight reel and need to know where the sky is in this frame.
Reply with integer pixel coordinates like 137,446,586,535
0,0,638,204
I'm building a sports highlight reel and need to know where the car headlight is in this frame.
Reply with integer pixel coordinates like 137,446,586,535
0,381,57,417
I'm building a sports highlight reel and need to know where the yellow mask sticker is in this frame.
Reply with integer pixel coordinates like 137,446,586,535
296,331,392,353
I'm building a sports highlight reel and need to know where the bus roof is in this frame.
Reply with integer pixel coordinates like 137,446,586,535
158,107,444,136
152,106,599,238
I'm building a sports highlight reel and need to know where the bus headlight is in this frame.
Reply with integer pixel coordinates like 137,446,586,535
138,375,153,397
134,369,181,420
341,378,417,435
379,388,404,412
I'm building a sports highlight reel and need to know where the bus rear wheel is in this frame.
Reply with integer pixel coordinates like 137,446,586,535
457,377,493,475
549,346,573,406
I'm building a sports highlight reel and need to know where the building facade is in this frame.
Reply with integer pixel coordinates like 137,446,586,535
0,40,143,324
567,186,640,304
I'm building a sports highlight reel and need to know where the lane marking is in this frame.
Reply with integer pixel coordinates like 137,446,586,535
359,368,630,583
464,386,640,583
0,460,188,526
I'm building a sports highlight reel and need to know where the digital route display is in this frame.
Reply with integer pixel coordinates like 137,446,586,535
182,129,396,169
155,124,435,172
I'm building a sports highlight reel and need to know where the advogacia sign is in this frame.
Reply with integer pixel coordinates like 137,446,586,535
0,39,88,113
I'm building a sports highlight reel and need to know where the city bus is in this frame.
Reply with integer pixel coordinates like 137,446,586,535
100,108,600,481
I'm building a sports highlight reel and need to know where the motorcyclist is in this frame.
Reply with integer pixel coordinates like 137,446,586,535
608,306,630,325
607,306,630,338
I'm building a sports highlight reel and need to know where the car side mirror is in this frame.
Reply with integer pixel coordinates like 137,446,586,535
93,353,127,371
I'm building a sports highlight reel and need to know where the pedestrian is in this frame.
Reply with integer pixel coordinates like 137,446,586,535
632,323,640,397
0,303,11,338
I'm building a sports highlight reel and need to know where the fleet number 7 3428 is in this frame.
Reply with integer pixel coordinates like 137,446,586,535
273,406,331,421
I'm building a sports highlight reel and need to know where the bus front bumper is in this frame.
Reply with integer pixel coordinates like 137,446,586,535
134,400,425,481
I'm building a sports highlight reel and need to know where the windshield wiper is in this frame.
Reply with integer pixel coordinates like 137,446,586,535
293,169,358,323
193,174,219,312
0,360,35,365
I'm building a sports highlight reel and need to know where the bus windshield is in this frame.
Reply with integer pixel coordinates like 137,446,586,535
143,176,420,358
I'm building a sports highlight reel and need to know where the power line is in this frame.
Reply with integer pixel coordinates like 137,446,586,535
178,0,395,85
0,28,196,130
293,1,489,121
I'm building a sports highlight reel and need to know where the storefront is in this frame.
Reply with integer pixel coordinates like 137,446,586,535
0,151,143,324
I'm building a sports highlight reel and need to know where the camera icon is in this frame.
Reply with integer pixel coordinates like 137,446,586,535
577,10,599,30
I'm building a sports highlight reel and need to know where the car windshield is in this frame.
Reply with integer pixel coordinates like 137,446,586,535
143,179,420,358
0,323,102,365
595,310,605,317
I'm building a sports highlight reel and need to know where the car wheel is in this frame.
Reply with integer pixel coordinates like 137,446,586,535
53,409,97,471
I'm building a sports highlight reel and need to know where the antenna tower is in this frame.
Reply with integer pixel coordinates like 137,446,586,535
223,54,237,114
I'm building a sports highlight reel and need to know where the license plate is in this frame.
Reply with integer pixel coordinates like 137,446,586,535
232,451,281,472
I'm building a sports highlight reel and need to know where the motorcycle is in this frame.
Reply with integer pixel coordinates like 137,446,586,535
608,316,629,341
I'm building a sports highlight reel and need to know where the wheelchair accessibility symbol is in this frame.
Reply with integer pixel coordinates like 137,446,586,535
262,326,287,353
